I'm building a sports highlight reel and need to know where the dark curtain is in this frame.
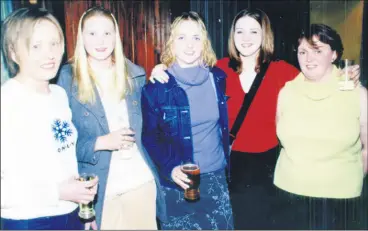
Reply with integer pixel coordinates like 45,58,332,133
190,0,310,68
190,0,250,59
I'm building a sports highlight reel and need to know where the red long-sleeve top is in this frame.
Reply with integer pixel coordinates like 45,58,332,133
216,57,300,153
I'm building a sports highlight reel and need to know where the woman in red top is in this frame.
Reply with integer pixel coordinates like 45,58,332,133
215,9,300,229
149,8,360,229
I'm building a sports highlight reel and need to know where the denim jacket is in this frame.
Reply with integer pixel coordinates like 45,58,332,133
57,60,167,227
141,67,230,189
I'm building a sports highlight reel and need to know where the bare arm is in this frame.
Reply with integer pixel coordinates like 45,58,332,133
149,64,169,83
276,88,286,124
360,86,367,174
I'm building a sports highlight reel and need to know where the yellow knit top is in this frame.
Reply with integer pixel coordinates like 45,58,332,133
274,66,363,198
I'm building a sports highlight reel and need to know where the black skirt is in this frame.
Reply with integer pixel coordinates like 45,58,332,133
228,146,279,230
271,186,366,230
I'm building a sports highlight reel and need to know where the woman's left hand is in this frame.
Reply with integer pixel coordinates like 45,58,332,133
171,166,191,190
340,64,361,87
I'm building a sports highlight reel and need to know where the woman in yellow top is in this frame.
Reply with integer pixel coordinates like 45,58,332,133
273,24,367,230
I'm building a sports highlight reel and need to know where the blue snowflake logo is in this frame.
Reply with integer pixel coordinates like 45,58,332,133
52,119,73,143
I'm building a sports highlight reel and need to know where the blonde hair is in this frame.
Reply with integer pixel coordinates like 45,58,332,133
160,11,217,67
72,6,130,104
228,9,274,73
1,7,64,77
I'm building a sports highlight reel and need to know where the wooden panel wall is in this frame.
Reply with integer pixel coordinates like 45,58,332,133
10,0,311,73
11,0,310,73
63,0,187,76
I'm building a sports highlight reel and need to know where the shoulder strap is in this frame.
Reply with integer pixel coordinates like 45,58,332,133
229,62,270,144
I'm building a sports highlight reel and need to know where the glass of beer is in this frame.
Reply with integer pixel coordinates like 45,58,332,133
180,160,200,202
338,59,355,91
118,127,135,160
77,173,96,220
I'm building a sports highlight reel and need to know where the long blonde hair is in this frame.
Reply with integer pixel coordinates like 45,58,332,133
160,11,217,67
72,6,130,104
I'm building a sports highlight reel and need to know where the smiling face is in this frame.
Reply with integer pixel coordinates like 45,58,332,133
233,16,262,58
82,15,116,63
297,36,337,82
13,19,64,81
172,20,203,67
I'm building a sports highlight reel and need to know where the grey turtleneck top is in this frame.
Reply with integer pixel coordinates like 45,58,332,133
168,63,226,174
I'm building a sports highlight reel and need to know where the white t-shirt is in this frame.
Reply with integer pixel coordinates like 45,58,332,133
94,71,154,198
1,79,78,219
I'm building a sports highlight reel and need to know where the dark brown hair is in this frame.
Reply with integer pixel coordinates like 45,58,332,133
228,8,274,73
297,23,344,65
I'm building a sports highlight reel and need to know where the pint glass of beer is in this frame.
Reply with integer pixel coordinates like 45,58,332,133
338,59,355,91
77,173,96,220
180,160,200,201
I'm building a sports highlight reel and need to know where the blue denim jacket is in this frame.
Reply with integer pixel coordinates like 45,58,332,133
56,60,167,227
141,67,230,189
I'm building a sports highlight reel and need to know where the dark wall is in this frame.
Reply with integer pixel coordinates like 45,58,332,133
10,0,309,72
11,0,67,65
190,0,310,68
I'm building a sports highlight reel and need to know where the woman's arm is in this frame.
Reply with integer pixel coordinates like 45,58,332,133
56,66,101,165
149,64,169,83
57,65,133,164
141,87,182,180
0,91,60,208
1,128,61,208
359,86,367,174
276,87,287,124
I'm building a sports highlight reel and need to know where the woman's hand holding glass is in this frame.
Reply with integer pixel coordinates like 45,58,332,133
171,165,191,190
338,61,361,90
58,175,99,205
346,64,360,86
95,127,135,151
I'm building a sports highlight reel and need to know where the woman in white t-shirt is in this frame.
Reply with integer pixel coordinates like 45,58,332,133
1,7,98,230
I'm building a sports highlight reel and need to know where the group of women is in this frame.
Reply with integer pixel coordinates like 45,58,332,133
1,4,366,231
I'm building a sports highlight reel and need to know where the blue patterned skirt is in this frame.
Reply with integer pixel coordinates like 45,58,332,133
160,169,234,230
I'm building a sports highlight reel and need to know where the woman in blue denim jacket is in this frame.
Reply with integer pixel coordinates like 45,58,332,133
141,12,233,230
57,6,166,230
